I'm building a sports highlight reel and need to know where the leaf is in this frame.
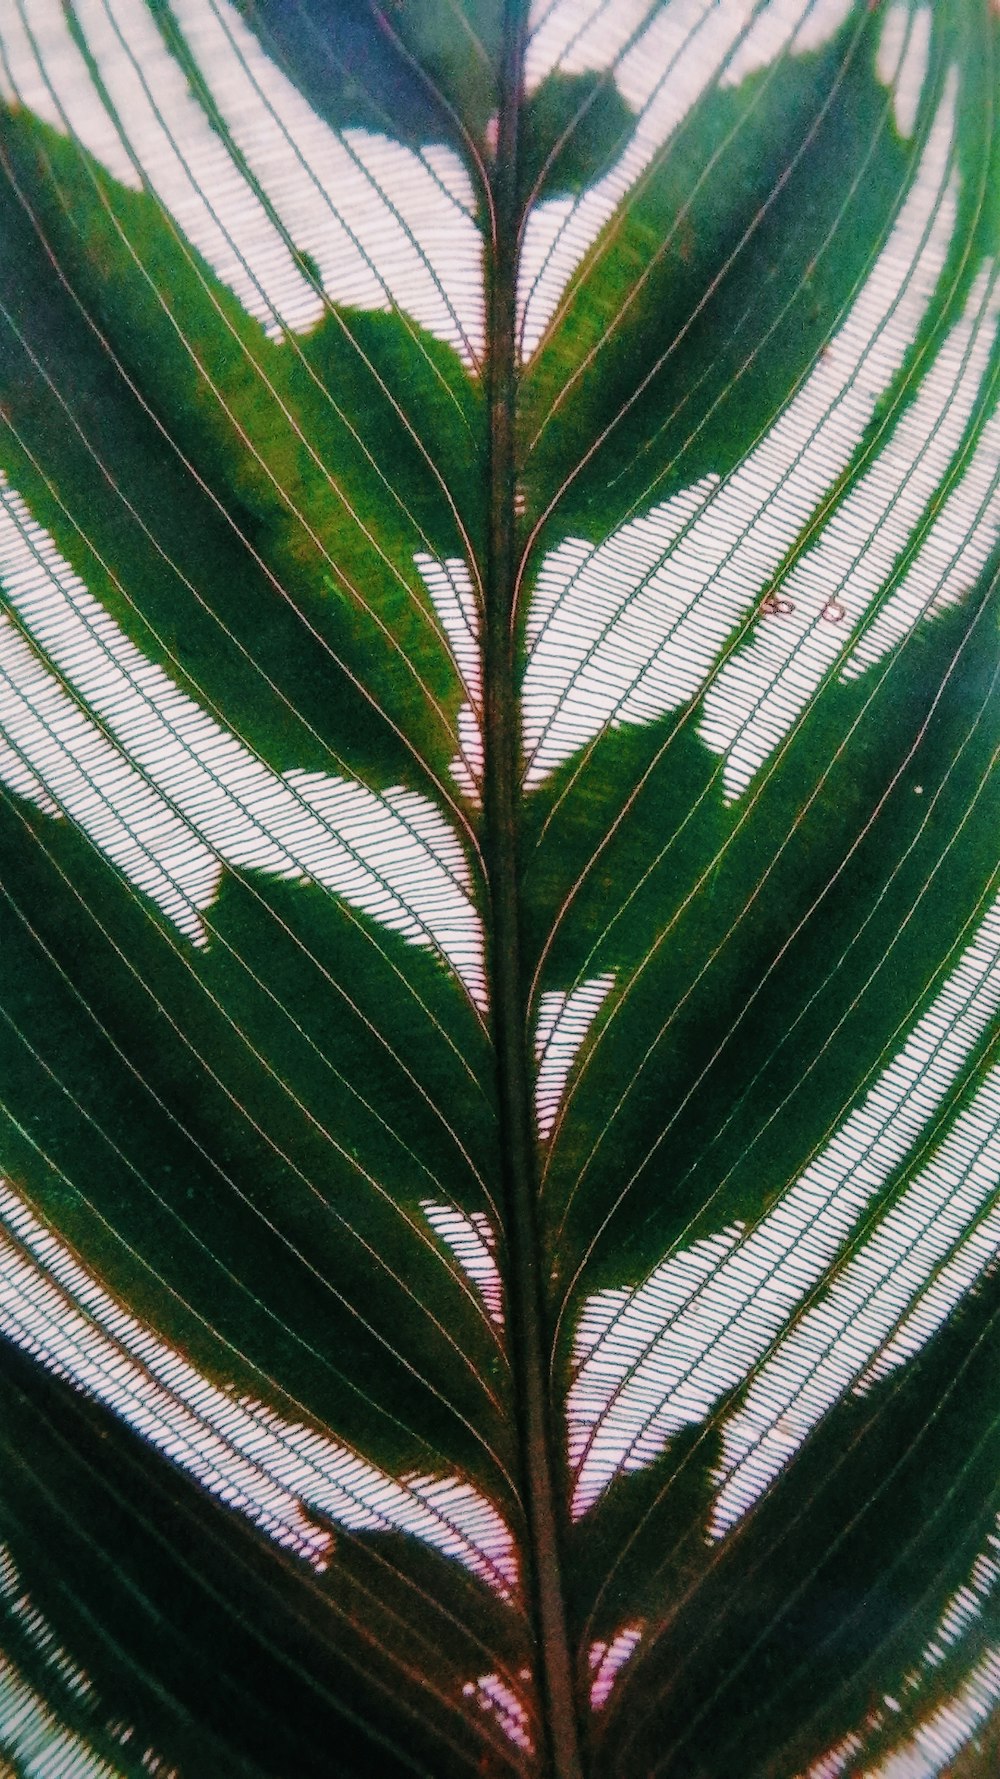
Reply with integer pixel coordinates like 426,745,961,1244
0,1,998,1775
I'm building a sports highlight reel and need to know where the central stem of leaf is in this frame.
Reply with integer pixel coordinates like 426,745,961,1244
481,8,583,1777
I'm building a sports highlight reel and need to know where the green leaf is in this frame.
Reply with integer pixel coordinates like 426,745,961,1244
0,1,998,1774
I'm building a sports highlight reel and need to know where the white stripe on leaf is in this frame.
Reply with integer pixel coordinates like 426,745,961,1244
709,1064,1000,1538
0,1653,123,1778
534,973,615,1140
522,475,719,787
523,81,958,785
0,1546,95,1712
167,0,485,362
414,553,484,803
866,1649,1000,1778
0,615,221,946
805,1509,1000,1773
588,1623,643,1711
0,475,486,1005
568,887,1000,1517
0,0,139,188
525,0,657,94
856,1192,1000,1392
877,3,933,139
842,402,1000,682
924,1532,1000,1669
518,0,855,360
461,1672,534,1754
698,263,1000,800
803,1733,866,1778
420,1202,504,1328
721,0,857,83
568,1224,745,1516
1,0,484,359
0,1181,517,1597
0,729,61,819
0,1543,170,1778
13,0,325,340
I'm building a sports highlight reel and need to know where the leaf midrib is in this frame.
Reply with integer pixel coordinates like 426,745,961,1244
480,4,583,1775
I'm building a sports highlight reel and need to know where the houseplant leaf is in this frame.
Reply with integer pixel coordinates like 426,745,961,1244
0,0,998,1773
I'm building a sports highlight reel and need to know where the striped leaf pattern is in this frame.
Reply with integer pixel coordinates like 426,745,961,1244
0,1,998,1774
